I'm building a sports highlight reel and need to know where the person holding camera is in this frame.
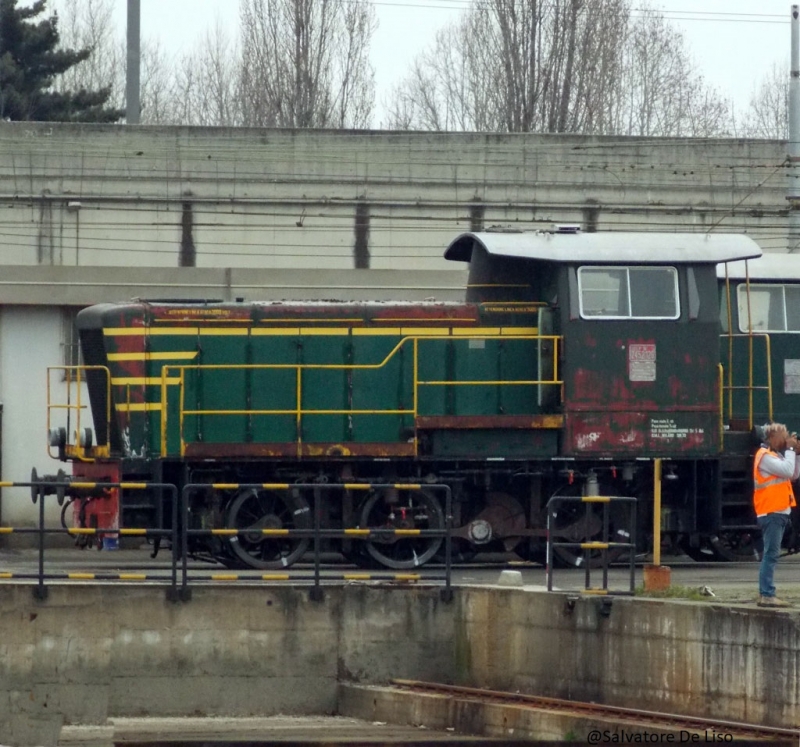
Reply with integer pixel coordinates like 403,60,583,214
754,423,800,608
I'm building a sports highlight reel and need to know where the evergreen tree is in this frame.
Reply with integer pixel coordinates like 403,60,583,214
0,0,123,122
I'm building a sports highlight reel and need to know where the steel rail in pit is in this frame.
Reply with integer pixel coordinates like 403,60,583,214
390,680,800,741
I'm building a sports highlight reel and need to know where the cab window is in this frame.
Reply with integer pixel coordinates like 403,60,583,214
578,266,679,320
738,284,800,332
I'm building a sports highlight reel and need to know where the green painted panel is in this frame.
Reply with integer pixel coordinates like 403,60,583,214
301,336,349,443
351,336,413,443
144,335,198,455
416,340,449,415
416,338,540,417
250,336,300,443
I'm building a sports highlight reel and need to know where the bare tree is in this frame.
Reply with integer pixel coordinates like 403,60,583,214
741,62,788,140
610,8,731,137
386,0,628,133
173,21,243,126
239,0,376,128
52,0,123,101
137,39,177,124
385,0,731,137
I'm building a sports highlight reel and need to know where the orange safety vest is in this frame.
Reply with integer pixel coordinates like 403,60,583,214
753,446,797,516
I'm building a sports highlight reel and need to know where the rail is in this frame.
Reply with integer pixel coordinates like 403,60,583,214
389,680,800,742
545,495,637,595
0,479,454,603
160,332,563,458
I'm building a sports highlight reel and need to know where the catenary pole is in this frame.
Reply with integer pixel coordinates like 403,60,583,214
789,5,800,251
126,0,141,125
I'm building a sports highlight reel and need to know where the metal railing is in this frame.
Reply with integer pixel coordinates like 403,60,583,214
178,482,453,602
161,332,562,457
720,332,773,428
46,366,112,460
545,495,637,595
0,480,454,603
0,480,178,600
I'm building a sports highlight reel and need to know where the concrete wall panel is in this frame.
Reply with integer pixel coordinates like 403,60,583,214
5,584,800,743
0,124,790,273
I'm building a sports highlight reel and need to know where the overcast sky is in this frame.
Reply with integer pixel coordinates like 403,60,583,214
97,1,795,125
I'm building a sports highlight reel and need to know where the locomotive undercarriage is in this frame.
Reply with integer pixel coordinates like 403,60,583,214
57,455,780,569
131,458,686,570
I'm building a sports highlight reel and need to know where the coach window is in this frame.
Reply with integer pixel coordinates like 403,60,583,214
578,266,679,320
739,284,800,332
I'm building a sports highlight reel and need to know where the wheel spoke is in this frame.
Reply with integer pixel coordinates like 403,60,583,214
227,488,310,570
360,488,443,570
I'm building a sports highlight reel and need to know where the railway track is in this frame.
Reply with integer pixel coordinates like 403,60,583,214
390,680,800,741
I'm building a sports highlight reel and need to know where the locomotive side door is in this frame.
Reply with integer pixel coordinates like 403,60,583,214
561,263,721,458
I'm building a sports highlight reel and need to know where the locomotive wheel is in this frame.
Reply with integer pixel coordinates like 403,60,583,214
226,488,311,569
359,488,444,570
709,531,760,562
678,536,717,562
548,483,631,569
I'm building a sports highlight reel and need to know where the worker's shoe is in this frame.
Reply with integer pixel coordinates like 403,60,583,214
758,595,792,608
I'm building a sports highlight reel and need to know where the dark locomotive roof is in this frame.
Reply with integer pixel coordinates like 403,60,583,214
445,231,762,264
718,253,800,281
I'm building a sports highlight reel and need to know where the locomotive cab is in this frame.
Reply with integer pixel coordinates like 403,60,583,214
712,255,800,559
446,230,762,459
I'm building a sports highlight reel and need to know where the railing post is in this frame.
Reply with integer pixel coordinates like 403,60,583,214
33,485,47,601
441,485,453,603
166,484,181,603
180,486,191,601
309,487,323,602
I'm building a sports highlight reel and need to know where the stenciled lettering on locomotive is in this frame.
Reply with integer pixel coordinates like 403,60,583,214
649,418,705,440
628,343,656,382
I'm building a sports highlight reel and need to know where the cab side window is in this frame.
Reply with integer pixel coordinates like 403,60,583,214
578,266,679,320
738,284,800,332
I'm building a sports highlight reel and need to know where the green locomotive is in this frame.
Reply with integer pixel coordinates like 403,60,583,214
46,229,769,568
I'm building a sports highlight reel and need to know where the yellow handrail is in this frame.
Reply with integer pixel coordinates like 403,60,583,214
47,366,112,460
159,333,563,457
719,333,773,428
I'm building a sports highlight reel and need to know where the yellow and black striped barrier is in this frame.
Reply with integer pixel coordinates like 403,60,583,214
180,481,455,603
0,479,179,602
0,479,455,604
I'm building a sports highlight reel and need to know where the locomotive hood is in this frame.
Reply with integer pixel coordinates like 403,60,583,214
445,231,763,265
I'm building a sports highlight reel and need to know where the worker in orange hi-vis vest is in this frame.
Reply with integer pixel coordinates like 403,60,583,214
753,423,800,608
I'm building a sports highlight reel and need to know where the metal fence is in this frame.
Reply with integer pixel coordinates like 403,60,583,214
545,495,637,595
0,480,454,603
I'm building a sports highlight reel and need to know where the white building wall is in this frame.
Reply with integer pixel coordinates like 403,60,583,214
0,307,83,528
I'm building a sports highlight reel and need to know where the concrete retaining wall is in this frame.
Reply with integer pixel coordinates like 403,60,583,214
2,583,798,745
